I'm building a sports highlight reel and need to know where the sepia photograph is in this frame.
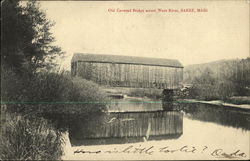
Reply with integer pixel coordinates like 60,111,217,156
1,0,250,160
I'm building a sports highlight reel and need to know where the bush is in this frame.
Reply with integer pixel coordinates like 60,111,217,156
1,68,108,115
184,58,250,100
188,80,235,101
187,67,237,100
1,68,108,131
0,113,63,160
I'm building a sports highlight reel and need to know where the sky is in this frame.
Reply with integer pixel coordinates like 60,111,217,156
39,0,249,70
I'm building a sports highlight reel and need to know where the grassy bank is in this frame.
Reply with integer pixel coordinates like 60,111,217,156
1,68,108,116
0,113,63,160
1,68,109,160
224,96,250,105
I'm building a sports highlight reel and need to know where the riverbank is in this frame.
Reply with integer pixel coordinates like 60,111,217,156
179,99,250,111
225,96,250,105
103,86,250,112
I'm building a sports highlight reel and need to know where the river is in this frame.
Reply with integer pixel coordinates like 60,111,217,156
62,97,250,160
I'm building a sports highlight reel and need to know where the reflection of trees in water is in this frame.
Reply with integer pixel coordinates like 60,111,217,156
178,103,250,130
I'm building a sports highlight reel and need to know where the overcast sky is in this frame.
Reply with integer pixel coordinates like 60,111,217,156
40,1,249,70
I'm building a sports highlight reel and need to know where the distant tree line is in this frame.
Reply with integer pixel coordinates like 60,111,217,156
183,58,250,100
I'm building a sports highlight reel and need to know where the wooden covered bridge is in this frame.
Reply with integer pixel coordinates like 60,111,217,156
71,53,183,89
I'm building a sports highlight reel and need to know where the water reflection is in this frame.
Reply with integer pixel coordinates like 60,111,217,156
107,97,163,112
69,111,183,146
178,103,250,130
69,98,250,147
108,97,250,130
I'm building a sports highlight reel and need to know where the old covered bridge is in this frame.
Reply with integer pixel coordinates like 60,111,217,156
71,53,183,89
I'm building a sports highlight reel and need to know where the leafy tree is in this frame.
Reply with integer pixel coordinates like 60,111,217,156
2,0,63,73
229,58,250,96
192,67,216,85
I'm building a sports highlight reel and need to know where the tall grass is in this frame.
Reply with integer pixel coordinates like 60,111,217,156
0,113,63,160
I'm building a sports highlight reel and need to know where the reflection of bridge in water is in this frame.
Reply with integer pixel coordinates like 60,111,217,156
69,111,183,146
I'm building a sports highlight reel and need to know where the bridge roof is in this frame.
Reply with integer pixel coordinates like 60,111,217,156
72,53,183,68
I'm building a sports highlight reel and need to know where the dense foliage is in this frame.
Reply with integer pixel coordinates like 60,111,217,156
186,58,250,100
1,67,108,123
188,68,235,100
2,0,63,73
1,0,108,160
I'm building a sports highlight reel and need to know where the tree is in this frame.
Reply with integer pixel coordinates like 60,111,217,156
2,0,64,73
229,58,250,96
192,67,216,85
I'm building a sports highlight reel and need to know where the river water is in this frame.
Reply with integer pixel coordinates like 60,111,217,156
63,97,250,160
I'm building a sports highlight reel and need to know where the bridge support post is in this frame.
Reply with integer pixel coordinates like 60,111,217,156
162,89,174,111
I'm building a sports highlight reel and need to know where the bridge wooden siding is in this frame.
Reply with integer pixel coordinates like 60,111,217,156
71,53,183,89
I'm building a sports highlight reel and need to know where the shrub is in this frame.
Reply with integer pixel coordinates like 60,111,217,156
1,68,108,131
1,68,108,115
184,58,250,100
188,80,236,101
187,67,237,100
70,76,108,109
0,113,63,160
